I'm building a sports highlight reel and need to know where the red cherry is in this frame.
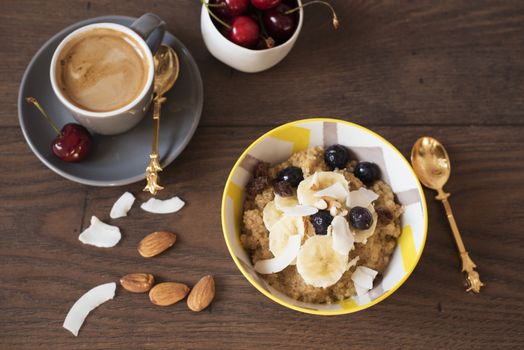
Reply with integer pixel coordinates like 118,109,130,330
51,123,92,162
209,0,249,17
263,3,297,42
251,0,281,10
228,16,260,48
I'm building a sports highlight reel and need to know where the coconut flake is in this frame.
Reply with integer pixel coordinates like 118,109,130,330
281,205,318,217
254,234,301,274
262,201,283,231
353,206,379,244
351,266,378,296
330,216,354,256
354,284,370,296
359,266,378,279
314,182,349,202
274,194,298,211
79,216,121,248
109,192,136,219
314,199,328,210
63,282,116,336
347,256,360,270
140,196,185,214
346,187,379,208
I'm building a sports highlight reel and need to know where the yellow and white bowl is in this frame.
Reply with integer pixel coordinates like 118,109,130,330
221,118,428,315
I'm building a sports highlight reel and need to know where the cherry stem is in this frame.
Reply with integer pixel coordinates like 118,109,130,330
286,0,339,29
26,97,62,135
201,0,232,30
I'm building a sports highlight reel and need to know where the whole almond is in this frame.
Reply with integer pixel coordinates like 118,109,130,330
138,231,176,258
120,273,155,293
149,282,189,306
187,275,215,312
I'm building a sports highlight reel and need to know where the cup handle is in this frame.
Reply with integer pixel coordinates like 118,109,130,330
130,13,166,54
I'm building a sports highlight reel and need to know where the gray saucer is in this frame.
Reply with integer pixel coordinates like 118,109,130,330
18,16,203,186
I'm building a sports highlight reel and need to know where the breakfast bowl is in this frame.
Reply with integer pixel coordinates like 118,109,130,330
221,118,427,315
200,0,304,73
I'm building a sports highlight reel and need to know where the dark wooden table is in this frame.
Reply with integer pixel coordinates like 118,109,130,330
1,1,523,349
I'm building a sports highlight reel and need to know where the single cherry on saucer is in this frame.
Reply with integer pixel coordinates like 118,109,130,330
52,123,93,162
26,97,93,162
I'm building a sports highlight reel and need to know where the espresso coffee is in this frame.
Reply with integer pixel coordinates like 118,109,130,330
56,28,149,112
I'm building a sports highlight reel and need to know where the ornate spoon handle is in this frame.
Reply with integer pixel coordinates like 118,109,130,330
436,190,484,293
143,97,166,195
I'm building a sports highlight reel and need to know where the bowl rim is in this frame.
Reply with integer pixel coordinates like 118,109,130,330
220,118,428,315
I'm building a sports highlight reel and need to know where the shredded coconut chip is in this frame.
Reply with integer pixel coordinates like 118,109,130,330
140,196,185,214
331,216,355,256
63,282,116,336
281,205,319,217
109,192,135,219
78,216,121,248
254,234,301,274
314,182,348,202
351,266,378,296
346,187,379,208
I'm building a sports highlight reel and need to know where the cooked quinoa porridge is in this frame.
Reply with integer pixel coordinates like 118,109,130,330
240,146,404,304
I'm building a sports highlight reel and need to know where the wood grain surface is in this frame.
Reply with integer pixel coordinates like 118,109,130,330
1,1,523,349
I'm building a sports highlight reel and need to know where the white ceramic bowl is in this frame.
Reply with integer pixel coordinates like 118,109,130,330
200,0,304,73
221,118,428,315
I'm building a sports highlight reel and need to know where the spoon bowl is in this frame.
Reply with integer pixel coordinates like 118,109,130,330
411,136,451,191
154,45,180,97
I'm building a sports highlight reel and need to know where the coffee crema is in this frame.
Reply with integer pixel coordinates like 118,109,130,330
56,28,149,112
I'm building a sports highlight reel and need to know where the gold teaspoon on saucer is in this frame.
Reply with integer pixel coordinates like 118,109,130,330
144,44,180,195
411,136,484,293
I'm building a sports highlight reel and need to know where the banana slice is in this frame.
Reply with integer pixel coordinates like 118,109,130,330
296,235,349,288
262,201,283,231
297,171,349,207
353,205,378,244
269,216,305,259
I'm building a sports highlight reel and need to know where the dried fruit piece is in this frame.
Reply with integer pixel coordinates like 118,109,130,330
138,231,177,258
246,176,269,196
120,273,155,293
253,161,270,178
274,180,293,197
375,206,394,224
187,275,215,312
149,282,189,306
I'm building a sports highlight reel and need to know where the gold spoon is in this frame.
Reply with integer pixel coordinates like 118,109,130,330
411,136,484,293
143,44,180,195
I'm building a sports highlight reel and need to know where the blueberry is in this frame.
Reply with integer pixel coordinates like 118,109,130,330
348,206,373,230
354,162,380,185
310,210,333,235
324,144,350,169
277,166,304,187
